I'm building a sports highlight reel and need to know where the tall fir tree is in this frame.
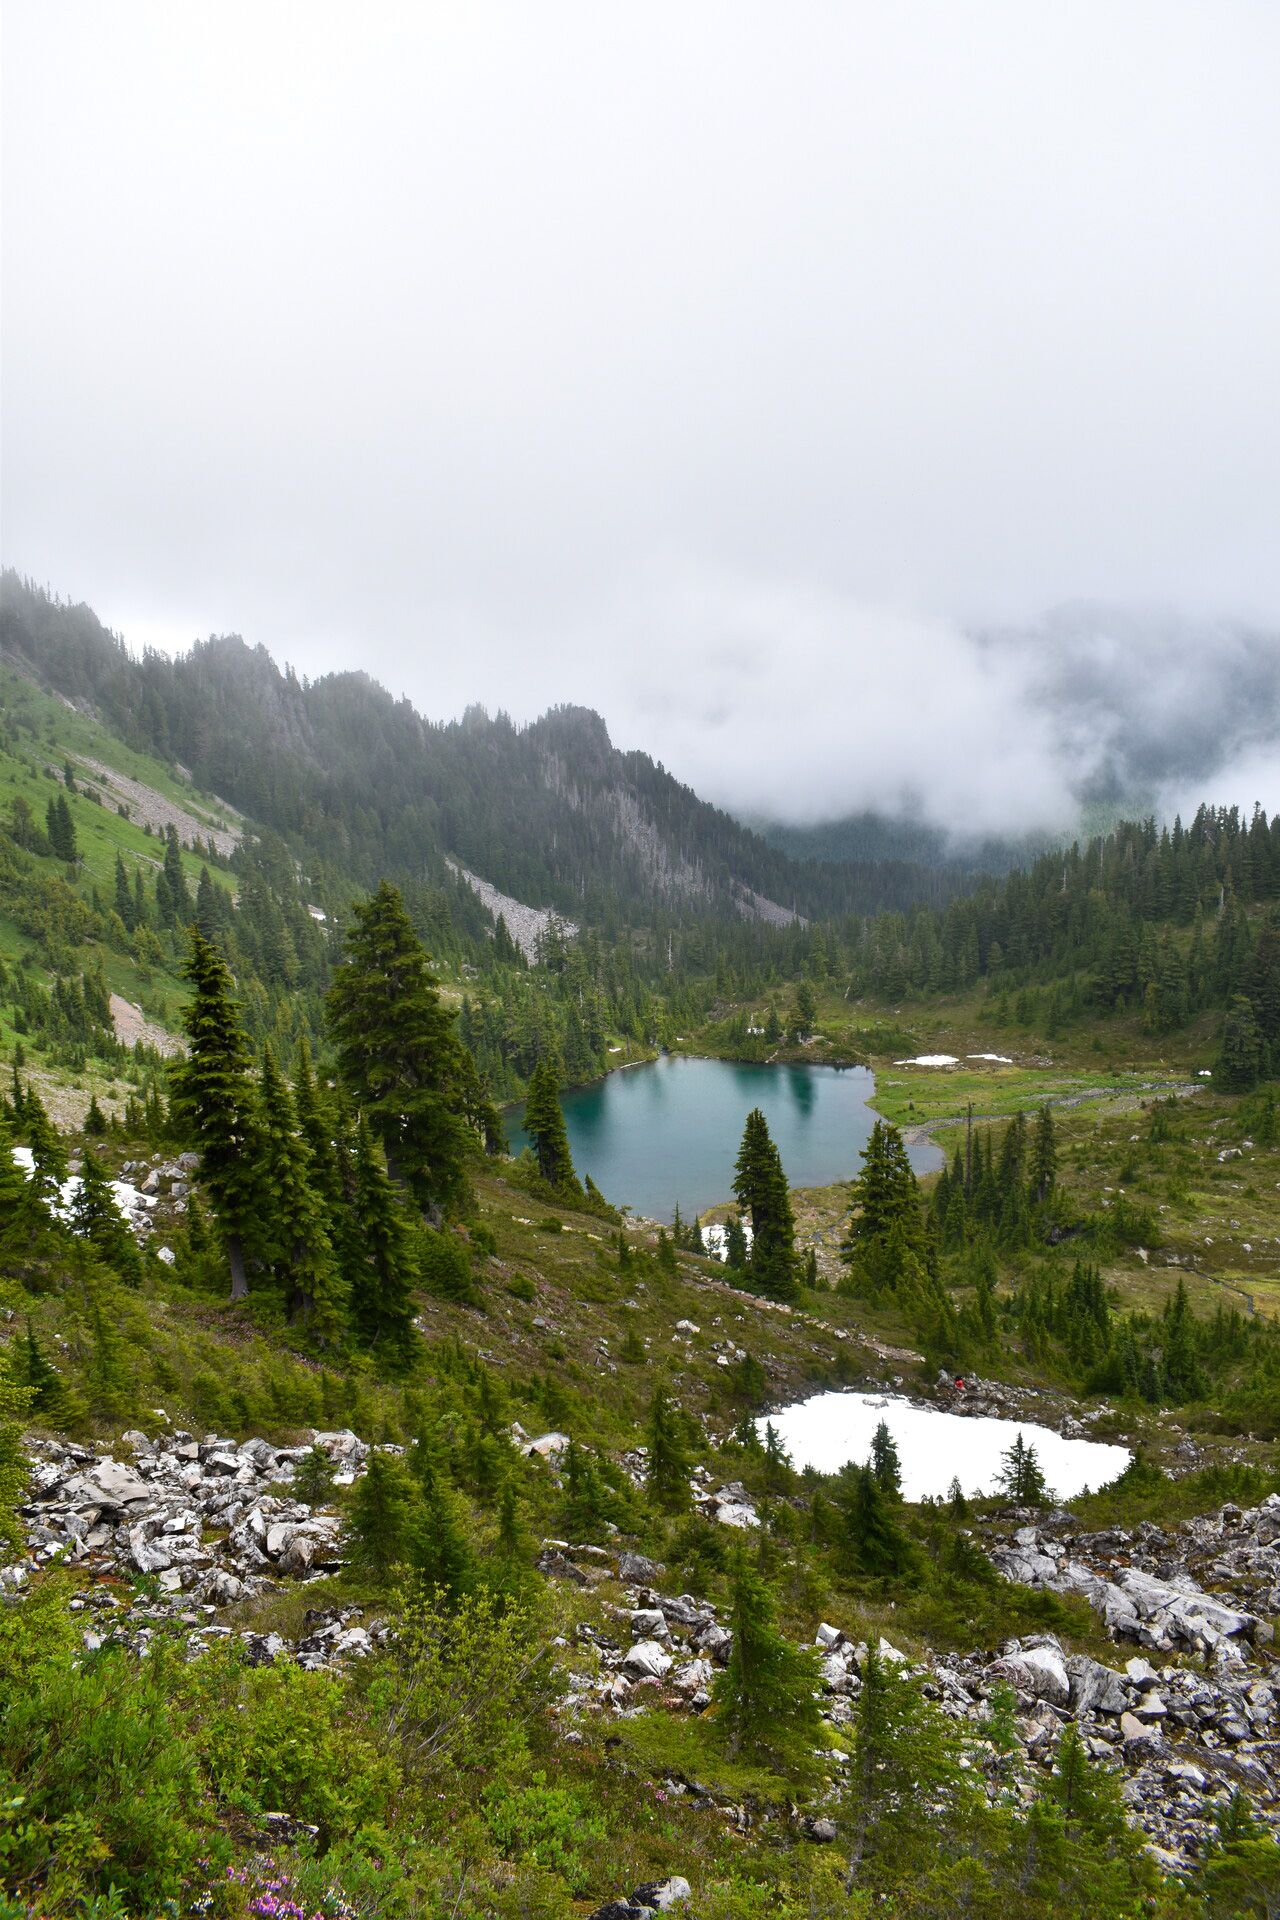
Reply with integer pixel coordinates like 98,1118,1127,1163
713,1553,823,1766
732,1107,797,1302
170,929,263,1299
999,1431,1049,1504
114,852,136,929
843,1120,921,1266
522,1056,579,1192
256,1045,341,1331
23,1091,68,1220
869,1419,902,1497
45,792,77,862
347,1449,419,1581
1030,1101,1057,1204
0,1356,33,1552
162,824,192,925
838,1462,915,1577
346,1114,418,1357
69,1148,142,1283
327,881,471,1217
646,1384,691,1512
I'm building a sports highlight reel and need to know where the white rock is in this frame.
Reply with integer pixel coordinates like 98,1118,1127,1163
624,1639,673,1680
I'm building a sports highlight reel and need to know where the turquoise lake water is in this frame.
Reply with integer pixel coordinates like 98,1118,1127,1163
507,1055,942,1223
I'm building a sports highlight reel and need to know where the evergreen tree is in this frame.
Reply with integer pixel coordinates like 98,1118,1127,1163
347,1114,418,1356
69,1148,142,1283
1161,1276,1206,1402
838,1462,915,1577
45,792,77,862
256,1045,340,1329
1218,994,1266,1091
522,1056,578,1192
327,881,472,1216
80,1261,129,1420
1030,1102,1057,1204
0,1114,30,1242
842,1649,974,1891
842,1119,921,1275
23,1091,68,1220
646,1384,691,1512
560,1439,617,1542
347,1449,419,1580
998,1431,1049,1504
618,1314,646,1364
0,1355,33,1552
170,929,263,1299
162,824,192,925
724,1211,749,1271
412,1463,475,1602
293,1444,336,1506
292,1036,343,1209
869,1419,902,1498
713,1553,823,1766
792,979,817,1039
732,1107,797,1302
83,1094,108,1137
114,852,136,929
194,865,222,937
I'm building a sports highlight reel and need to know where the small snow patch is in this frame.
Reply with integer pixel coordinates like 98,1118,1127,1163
968,1052,1013,1064
893,1054,959,1068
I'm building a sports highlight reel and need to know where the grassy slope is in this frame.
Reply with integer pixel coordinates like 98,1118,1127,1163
0,663,248,1113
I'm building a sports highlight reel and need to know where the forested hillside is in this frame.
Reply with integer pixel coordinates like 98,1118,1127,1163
1,574,963,928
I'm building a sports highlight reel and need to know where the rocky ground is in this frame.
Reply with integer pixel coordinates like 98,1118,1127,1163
8,1415,1277,1883
550,1492,1279,1874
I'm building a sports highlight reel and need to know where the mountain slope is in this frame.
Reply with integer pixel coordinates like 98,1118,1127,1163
1,573,971,926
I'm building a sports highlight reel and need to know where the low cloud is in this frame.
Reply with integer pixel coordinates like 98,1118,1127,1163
590,579,1280,837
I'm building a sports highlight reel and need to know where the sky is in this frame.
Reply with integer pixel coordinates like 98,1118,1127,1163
4,1,1280,834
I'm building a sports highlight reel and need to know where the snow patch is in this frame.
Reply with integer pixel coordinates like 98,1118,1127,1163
12,1148,155,1231
893,1053,959,1067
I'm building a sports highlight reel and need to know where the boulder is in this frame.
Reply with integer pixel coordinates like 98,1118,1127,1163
1120,1711,1163,1754
624,1640,673,1681
631,1608,669,1640
618,1551,661,1583
631,1878,691,1910
992,1647,1069,1707
1066,1654,1129,1717
280,1534,315,1576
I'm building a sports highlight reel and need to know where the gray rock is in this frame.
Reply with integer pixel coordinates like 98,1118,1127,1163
1120,1711,1163,1753
623,1640,673,1681
1066,1654,1129,1717
631,1878,691,1910
631,1608,669,1640
617,1551,661,1583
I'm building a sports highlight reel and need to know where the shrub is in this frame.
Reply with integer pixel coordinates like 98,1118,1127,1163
0,1640,211,1914
184,1649,398,1840
482,1773,606,1892
416,1227,479,1303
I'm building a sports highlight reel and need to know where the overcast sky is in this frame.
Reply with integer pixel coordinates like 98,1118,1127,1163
4,2,1279,832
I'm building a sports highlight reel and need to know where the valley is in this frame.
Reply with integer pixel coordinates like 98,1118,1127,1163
0,579,1278,1919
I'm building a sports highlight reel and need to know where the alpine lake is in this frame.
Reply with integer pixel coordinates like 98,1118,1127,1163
507,1054,943,1224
